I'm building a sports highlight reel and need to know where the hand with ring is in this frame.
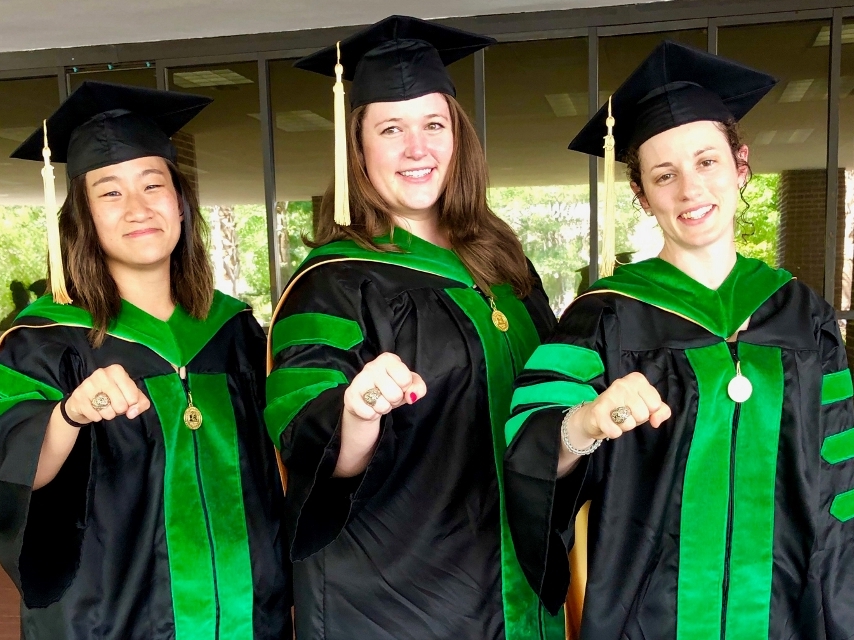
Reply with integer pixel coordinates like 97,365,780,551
62,364,152,427
568,372,672,443
344,353,427,422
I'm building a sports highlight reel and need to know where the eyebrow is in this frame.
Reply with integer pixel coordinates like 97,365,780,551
90,167,165,188
650,147,718,171
374,113,449,127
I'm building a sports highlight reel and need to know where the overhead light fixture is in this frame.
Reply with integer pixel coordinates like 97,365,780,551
0,127,36,143
785,128,813,144
172,69,254,88
247,111,333,132
778,79,815,103
545,94,578,117
754,130,776,146
813,24,854,46
753,129,813,145
277,110,333,132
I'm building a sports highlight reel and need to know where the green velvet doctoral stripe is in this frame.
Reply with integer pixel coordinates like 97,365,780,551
264,368,348,446
303,227,474,286
680,343,736,640
822,429,854,465
591,255,791,339
271,313,363,359
523,343,605,382
146,374,217,640
510,381,598,413
0,392,43,415
830,488,854,522
445,287,564,640
492,283,542,375
17,292,247,367
725,344,784,640
0,363,63,402
821,370,854,405
16,295,93,328
189,373,254,640
504,404,564,446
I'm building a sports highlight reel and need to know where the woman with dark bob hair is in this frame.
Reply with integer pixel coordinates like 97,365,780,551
504,41,854,639
265,15,562,640
0,82,291,640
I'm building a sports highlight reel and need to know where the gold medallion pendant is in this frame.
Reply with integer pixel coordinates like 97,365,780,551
184,392,203,430
490,297,510,332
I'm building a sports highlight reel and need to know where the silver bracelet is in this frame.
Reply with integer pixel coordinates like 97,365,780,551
561,401,604,456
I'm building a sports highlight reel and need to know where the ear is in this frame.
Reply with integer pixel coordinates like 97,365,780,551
630,181,651,213
736,144,750,187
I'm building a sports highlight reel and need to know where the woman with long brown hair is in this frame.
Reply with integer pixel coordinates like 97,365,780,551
504,41,854,639
0,82,291,640
265,15,562,640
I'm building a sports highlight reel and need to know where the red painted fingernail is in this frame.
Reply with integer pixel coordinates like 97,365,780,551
410,392,417,403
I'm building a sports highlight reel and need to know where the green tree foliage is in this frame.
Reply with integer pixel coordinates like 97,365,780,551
736,173,779,267
0,205,48,321
489,183,640,313
201,201,313,324
0,174,782,328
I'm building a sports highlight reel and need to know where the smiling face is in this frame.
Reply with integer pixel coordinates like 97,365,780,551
634,120,749,257
360,92,454,222
85,155,183,276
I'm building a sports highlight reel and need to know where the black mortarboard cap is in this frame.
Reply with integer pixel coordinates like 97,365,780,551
294,15,495,109
569,40,778,161
10,81,212,179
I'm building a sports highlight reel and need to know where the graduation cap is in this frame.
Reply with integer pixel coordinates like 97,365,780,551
568,40,777,278
9,81,212,304
11,81,212,179
295,15,495,109
294,15,495,225
569,40,777,161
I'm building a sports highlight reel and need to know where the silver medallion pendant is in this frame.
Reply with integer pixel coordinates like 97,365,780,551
727,362,753,403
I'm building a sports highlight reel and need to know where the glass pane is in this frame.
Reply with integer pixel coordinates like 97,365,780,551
720,21,829,292
485,38,589,313
0,76,60,330
167,63,270,324
448,56,476,122
838,20,854,312
269,59,331,285
597,30,707,275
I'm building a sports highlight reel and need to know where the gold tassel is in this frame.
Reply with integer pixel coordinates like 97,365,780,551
333,42,351,226
41,120,72,304
600,97,616,278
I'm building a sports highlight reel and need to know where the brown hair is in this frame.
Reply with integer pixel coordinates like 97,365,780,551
625,118,752,206
310,94,533,298
56,159,214,347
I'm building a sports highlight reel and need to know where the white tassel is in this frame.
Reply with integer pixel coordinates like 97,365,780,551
42,120,71,304
600,97,616,278
333,42,351,226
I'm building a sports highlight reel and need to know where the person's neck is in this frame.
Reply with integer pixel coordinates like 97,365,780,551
109,262,175,321
658,241,737,291
393,212,451,249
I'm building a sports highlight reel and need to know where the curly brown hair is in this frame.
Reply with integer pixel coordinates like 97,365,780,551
624,118,752,210
56,159,214,347
309,94,533,298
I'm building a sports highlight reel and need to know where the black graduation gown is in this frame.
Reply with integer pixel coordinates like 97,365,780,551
0,292,292,640
265,229,565,640
504,255,854,640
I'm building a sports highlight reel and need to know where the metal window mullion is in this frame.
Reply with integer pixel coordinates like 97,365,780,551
825,8,842,306
258,57,282,306
156,60,167,90
474,49,487,153
588,27,599,286
707,19,719,54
